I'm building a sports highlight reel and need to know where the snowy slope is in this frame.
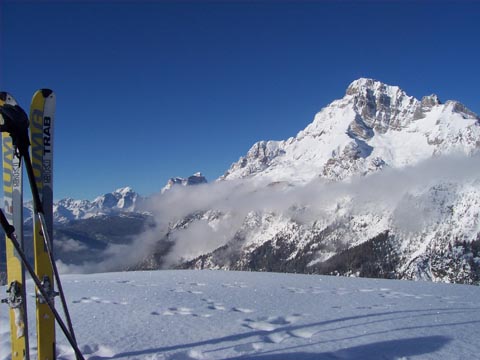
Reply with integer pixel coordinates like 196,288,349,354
1,270,479,360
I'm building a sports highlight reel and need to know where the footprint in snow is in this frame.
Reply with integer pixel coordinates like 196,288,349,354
222,282,248,288
288,328,317,339
77,343,116,359
241,314,308,345
358,288,377,293
232,307,254,313
162,307,211,318
171,288,187,293
244,320,279,332
164,307,194,316
114,280,132,284
72,296,127,305
266,332,290,344
171,287,204,295
243,314,303,332
201,298,226,311
283,286,307,294
207,303,226,311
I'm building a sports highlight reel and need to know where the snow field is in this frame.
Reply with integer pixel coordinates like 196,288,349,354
1,270,480,359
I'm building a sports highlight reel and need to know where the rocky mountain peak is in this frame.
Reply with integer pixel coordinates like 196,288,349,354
222,78,480,183
220,141,285,180
92,187,140,211
162,173,208,193
445,100,480,120
421,94,441,108
115,186,135,196
31,187,145,224
346,78,398,96
345,78,420,133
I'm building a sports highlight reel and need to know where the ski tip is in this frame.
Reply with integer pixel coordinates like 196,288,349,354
41,89,53,98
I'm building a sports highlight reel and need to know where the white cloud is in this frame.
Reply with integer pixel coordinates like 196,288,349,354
65,154,480,273
54,237,88,252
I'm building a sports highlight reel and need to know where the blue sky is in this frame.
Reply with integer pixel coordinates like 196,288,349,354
1,0,479,200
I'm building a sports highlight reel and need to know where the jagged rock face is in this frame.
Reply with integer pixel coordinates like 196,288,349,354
162,172,208,193
346,78,421,132
220,142,285,180
421,94,441,110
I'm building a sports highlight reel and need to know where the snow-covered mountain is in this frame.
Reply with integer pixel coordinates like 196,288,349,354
49,172,207,223
56,186,143,222
5,188,151,276
22,187,144,224
6,175,210,274
161,172,208,193
222,78,479,183
134,79,480,285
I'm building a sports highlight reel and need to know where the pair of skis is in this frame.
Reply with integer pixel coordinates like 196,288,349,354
0,91,84,360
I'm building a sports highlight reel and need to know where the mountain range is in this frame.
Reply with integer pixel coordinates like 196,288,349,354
8,78,480,285
139,78,480,284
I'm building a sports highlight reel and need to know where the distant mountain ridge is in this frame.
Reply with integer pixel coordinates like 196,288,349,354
161,172,208,193
23,172,208,224
22,187,144,224
33,172,209,223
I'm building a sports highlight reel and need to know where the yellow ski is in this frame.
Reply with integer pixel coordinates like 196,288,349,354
30,89,56,360
1,91,30,360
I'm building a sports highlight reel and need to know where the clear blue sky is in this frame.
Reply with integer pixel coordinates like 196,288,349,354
1,0,479,200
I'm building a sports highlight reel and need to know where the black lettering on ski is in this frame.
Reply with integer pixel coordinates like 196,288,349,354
43,116,51,154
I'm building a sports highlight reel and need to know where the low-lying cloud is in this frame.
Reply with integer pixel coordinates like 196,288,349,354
58,154,480,273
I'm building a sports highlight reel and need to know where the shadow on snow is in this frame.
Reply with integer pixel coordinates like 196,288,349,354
88,307,475,359
223,335,451,359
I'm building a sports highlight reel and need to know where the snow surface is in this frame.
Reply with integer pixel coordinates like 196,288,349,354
1,270,479,359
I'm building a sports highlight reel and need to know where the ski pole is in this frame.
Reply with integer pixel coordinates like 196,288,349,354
23,149,77,344
0,208,85,360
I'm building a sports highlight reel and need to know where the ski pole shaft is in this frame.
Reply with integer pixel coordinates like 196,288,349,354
0,206,15,237
22,150,44,214
0,209,85,360
38,211,77,343
22,150,78,344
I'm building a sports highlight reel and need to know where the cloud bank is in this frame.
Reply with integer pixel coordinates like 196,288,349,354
59,154,480,273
